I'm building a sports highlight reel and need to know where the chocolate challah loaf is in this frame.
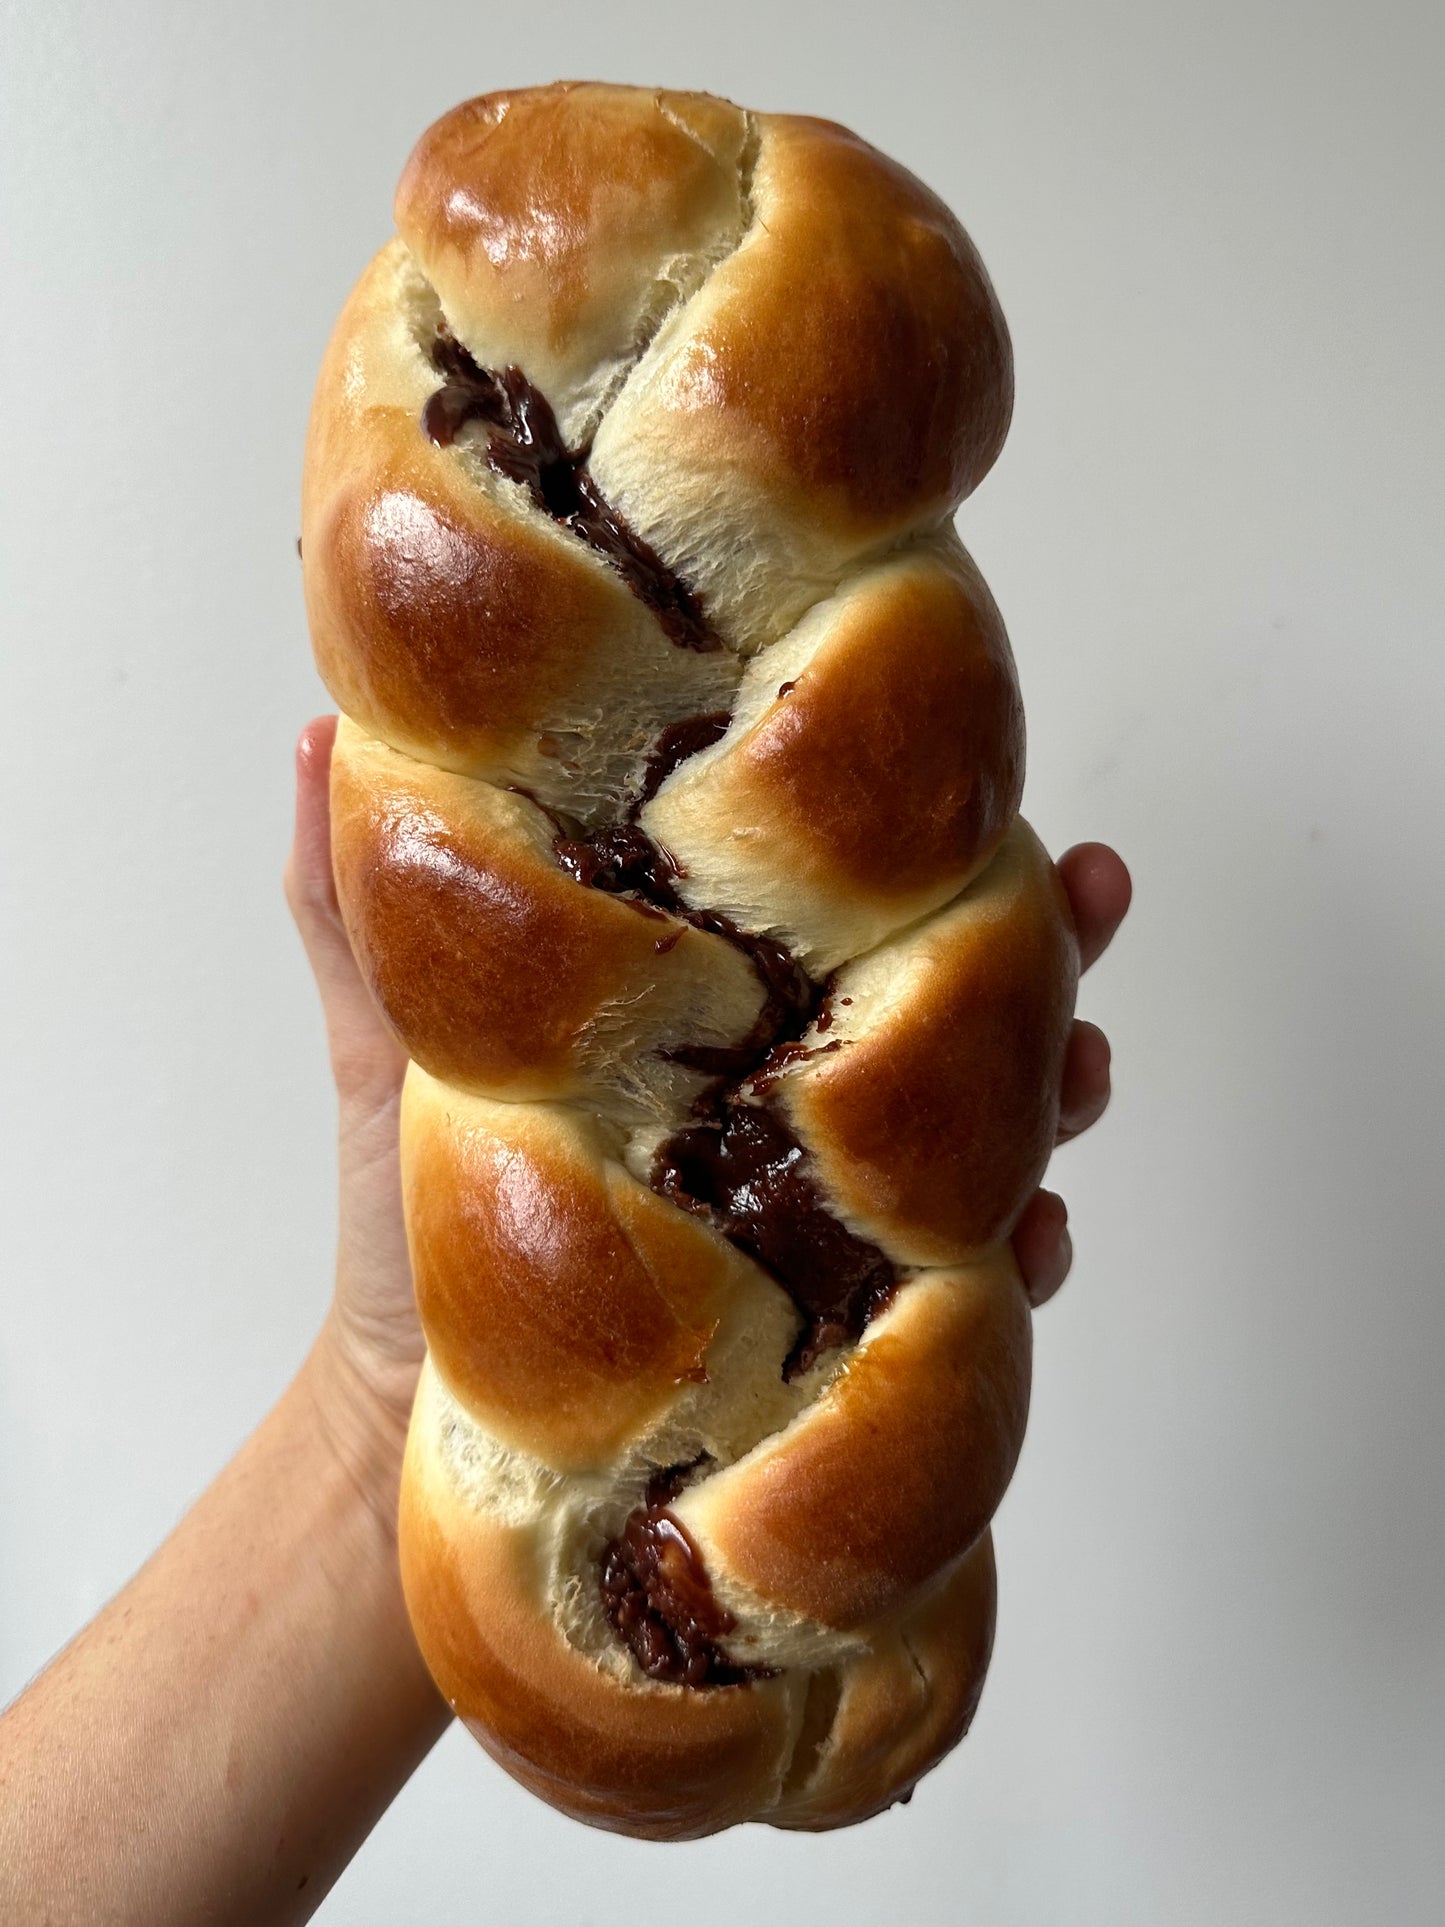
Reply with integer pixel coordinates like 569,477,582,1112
302,82,1079,1838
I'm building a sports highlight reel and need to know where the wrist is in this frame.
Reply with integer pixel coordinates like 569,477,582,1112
303,1314,418,1546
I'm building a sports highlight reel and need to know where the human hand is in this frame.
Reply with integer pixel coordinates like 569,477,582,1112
285,716,420,1464
1012,842,1133,1308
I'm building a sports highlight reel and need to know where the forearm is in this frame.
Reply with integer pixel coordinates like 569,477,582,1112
0,1321,450,1927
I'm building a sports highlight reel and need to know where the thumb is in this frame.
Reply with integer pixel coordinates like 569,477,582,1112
284,716,407,1102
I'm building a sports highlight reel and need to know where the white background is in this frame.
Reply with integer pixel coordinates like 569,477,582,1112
2,2,1442,1921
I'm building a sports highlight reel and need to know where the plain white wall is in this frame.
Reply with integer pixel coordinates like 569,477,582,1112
2,1,1442,1921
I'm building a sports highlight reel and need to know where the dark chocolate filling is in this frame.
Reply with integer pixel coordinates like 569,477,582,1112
423,328,720,652
655,1103,898,1379
568,806,901,1679
599,1466,775,1688
638,711,732,804
554,807,898,1373
553,821,817,1079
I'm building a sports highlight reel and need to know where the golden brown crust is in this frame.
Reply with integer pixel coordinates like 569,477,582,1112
395,86,748,439
330,719,764,1108
593,112,1012,530
308,454,601,771
589,107,1014,653
771,1534,997,1829
642,542,1023,968
401,1078,795,1469
725,554,1020,901
682,1259,1029,1629
777,824,1080,1265
697,113,1012,528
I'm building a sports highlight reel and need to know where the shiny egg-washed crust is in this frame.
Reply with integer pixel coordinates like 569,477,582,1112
303,81,1078,1836
329,719,766,1118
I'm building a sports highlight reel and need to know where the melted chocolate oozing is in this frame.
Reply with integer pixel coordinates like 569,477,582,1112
423,329,720,652
661,925,816,1081
639,712,732,804
600,1466,774,1688
553,823,680,899
656,1103,898,1379
600,1511,760,1688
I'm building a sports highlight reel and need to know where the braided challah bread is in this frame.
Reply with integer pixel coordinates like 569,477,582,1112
302,82,1079,1838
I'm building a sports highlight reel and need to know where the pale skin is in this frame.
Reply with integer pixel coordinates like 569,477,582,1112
0,716,1132,1925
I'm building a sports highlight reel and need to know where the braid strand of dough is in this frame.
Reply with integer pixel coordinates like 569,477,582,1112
302,83,1079,1839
